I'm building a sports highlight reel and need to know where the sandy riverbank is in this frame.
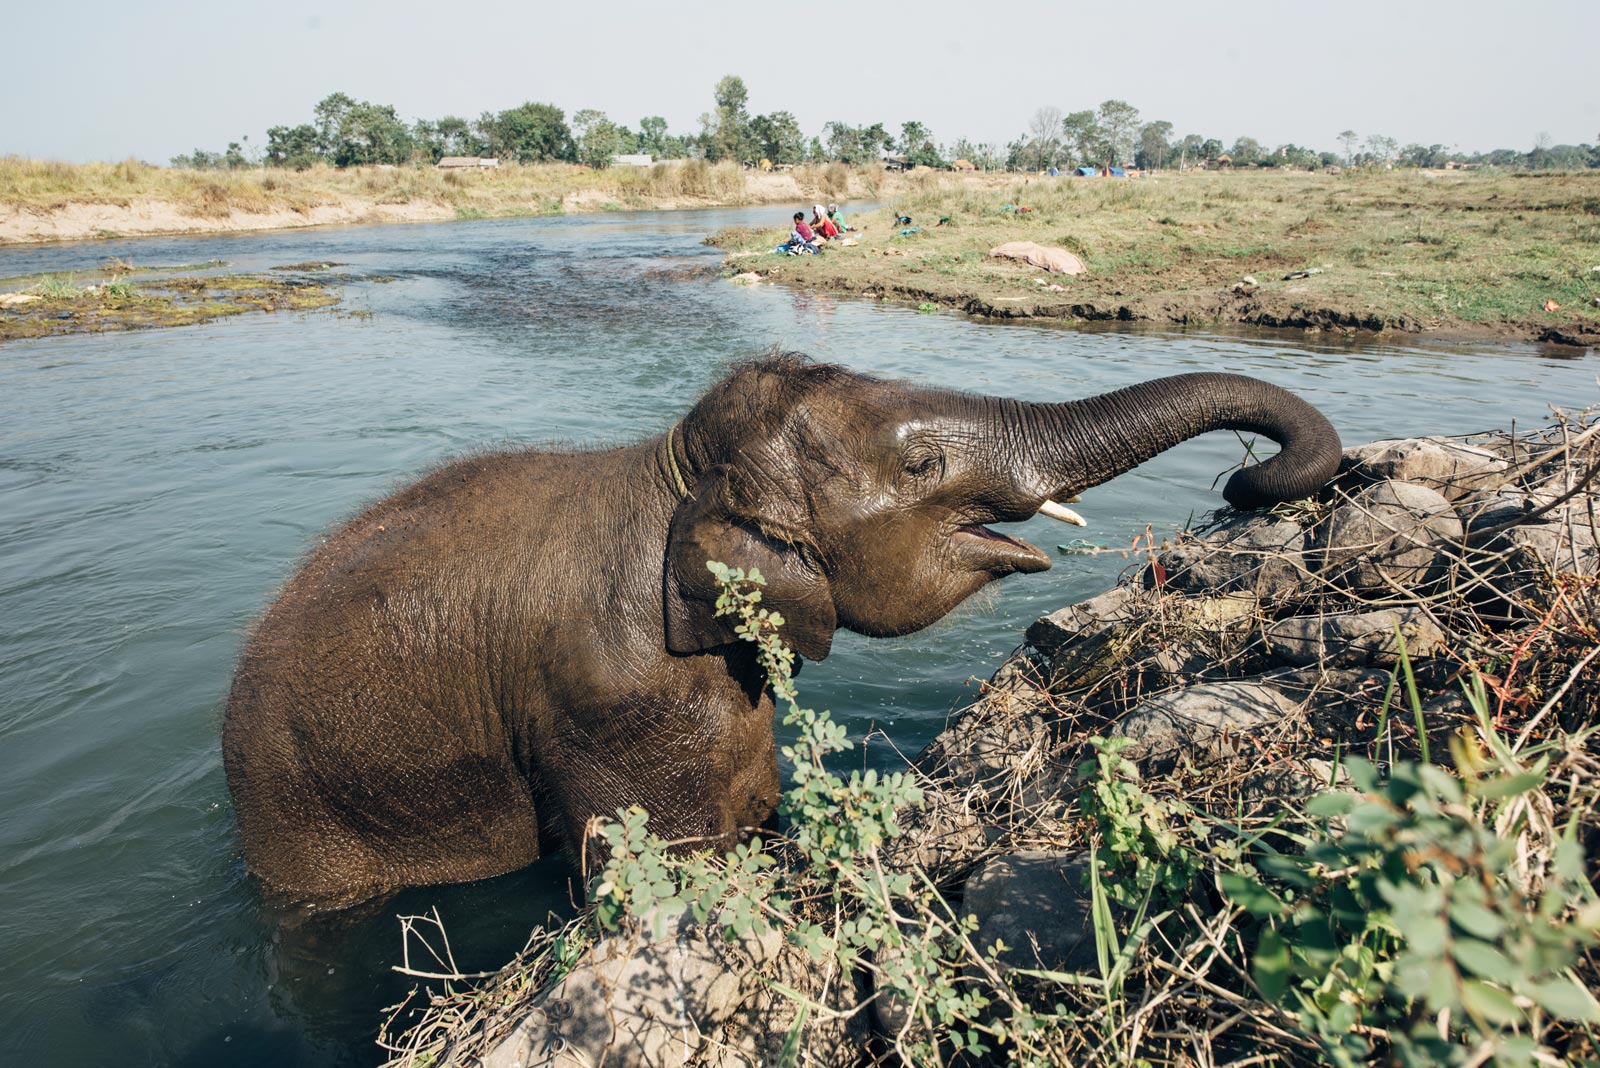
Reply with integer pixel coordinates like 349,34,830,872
0,159,958,245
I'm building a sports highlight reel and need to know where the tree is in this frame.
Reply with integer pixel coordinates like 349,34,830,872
311,92,412,166
1026,106,1063,170
1200,138,1223,162
265,124,321,168
1228,136,1264,165
1136,120,1173,170
1363,134,1398,166
1095,99,1141,168
1338,129,1359,165
898,120,943,168
1175,133,1204,170
572,109,623,168
478,102,573,162
750,111,804,165
708,75,756,164
637,116,669,157
1060,110,1100,167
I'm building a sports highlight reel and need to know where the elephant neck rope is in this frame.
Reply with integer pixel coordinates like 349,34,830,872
665,423,691,500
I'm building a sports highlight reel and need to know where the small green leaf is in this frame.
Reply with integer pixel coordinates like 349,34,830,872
1460,980,1522,1026
1526,977,1600,1022
1450,937,1513,979
1220,872,1289,917
1253,926,1290,1003
1306,791,1357,817
1447,899,1505,941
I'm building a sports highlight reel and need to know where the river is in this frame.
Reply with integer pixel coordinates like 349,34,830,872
1,206,1595,1066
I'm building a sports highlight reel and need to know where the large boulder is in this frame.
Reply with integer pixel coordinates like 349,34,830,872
1339,437,1508,501
1321,480,1463,593
1264,607,1447,668
1026,586,1138,656
1110,680,1302,768
1152,514,1309,601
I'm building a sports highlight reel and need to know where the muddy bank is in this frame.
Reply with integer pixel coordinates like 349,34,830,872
385,412,1600,1067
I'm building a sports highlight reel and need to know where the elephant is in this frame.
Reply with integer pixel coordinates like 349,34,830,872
223,353,1340,910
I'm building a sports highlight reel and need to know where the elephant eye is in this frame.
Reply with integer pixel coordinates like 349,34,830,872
903,449,943,479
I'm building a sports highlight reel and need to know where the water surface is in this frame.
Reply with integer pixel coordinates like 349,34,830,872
2,207,1595,1066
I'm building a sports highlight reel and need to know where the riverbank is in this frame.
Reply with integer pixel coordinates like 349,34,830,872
386,413,1600,1068
0,157,924,245
713,169,1600,348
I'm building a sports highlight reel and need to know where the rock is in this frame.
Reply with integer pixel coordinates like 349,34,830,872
1264,607,1447,668
1468,518,1600,619
475,907,782,1068
729,271,762,285
1459,489,1534,536
1339,437,1509,501
1110,681,1301,767
1321,480,1463,593
1026,586,1137,655
964,852,1098,973
988,241,1087,275
1153,514,1308,601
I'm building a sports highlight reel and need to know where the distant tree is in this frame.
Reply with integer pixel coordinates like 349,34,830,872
572,109,622,168
708,75,756,164
1095,99,1141,167
1026,106,1063,170
1200,138,1223,161
637,116,669,157
1363,134,1398,166
265,124,321,168
222,141,250,170
1175,133,1204,169
1135,120,1173,170
822,121,890,164
950,137,999,170
478,102,574,162
1228,136,1264,165
1060,110,1100,166
750,110,805,165
898,120,943,168
806,136,826,163
311,93,412,166
170,148,224,170
1338,129,1359,164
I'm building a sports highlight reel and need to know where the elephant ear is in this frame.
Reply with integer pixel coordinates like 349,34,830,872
663,467,836,661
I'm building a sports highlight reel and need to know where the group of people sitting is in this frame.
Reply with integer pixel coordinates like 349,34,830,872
777,204,852,255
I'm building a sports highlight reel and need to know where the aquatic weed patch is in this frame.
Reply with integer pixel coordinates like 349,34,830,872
0,271,339,342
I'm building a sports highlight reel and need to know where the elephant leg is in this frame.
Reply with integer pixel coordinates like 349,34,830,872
238,753,544,909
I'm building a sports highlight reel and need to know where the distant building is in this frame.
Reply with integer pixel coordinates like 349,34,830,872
613,154,654,167
436,157,499,169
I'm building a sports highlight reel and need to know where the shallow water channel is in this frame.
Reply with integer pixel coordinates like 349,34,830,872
1,206,1596,1066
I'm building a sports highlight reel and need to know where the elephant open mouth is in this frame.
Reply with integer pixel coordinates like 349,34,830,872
952,522,1052,574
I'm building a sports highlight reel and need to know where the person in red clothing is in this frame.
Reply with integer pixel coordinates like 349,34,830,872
792,211,819,247
811,204,840,240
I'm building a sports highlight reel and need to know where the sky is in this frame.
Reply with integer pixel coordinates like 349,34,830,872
4,0,1597,163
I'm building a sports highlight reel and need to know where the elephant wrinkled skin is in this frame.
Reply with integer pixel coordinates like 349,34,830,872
223,354,1340,909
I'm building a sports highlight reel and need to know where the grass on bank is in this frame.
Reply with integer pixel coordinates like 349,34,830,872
0,156,884,224
716,168,1600,339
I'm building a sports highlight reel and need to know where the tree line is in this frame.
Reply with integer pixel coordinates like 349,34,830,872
168,77,1600,174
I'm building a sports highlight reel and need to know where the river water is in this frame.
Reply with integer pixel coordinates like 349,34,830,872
1,206,1595,1066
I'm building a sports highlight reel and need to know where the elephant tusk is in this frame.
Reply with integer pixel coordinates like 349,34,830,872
1039,500,1087,526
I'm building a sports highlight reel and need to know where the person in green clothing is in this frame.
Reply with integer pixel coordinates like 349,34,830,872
827,203,854,232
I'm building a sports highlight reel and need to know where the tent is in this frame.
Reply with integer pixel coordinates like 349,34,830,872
1075,166,1097,177
1108,167,1127,177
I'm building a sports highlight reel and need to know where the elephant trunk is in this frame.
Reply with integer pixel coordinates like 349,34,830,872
1011,372,1342,510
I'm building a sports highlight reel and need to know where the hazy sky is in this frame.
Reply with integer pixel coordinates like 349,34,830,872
5,0,1597,163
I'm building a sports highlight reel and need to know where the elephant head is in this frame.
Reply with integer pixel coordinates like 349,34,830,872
664,354,1339,659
